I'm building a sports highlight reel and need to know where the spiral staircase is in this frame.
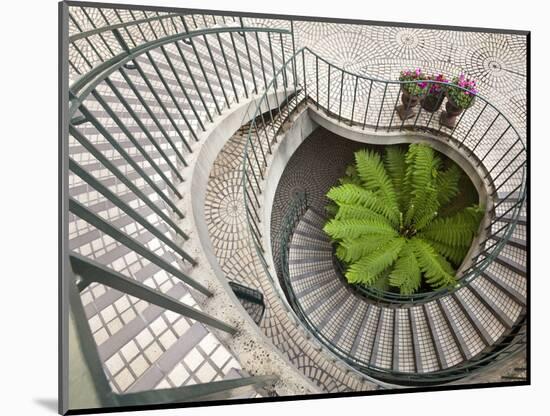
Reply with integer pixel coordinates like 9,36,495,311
61,3,527,413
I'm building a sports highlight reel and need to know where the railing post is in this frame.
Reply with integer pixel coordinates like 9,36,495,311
350,76,358,126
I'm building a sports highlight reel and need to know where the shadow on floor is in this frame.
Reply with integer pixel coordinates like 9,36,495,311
34,398,58,413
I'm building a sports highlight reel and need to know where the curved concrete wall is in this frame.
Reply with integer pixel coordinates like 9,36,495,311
177,92,321,395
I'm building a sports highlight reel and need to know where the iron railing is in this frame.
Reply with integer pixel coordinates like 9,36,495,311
64,19,295,409
277,195,526,385
240,46,526,383
242,46,526,302
68,5,245,82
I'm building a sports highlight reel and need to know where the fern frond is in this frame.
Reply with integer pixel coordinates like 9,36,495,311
437,164,461,206
384,147,407,211
326,184,392,220
388,242,422,295
354,149,400,224
323,218,396,240
403,144,441,227
421,205,483,247
410,238,457,289
335,203,389,224
420,237,469,266
337,235,395,263
345,237,405,285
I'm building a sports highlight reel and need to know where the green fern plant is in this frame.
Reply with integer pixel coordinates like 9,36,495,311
324,144,484,295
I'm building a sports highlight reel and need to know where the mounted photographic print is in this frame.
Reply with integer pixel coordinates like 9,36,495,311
59,1,529,414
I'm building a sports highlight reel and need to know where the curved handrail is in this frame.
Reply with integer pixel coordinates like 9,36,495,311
278,194,526,384
69,26,292,117
69,13,187,43
242,46,526,305
240,46,526,382
68,8,242,82
299,47,527,303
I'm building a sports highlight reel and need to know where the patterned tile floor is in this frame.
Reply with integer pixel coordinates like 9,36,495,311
69,5,527,395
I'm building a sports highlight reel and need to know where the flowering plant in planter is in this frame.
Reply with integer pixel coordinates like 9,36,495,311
446,74,478,109
440,74,479,128
399,68,428,96
396,68,428,120
421,73,449,112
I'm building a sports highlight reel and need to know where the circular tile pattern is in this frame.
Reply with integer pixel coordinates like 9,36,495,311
311,31,377,74
456,36,526,92
368,27,446,61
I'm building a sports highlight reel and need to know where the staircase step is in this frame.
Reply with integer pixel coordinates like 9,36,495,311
351,306,380,363
288,242,332,253
409,306,440,373
423,302,463,369
498,214,527,226
482,269,526,306
491,234,526,251
438,297,486,359
370,308,394,369
293,227,330,243
497,190,522,201
470,277,520,329
494,254,526,276
452,292,495,345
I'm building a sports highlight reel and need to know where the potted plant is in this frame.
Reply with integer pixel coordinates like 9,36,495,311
396,68,428,120
440,74,478,128
421,73,448,112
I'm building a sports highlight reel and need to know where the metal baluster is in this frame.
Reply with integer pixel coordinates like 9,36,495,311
362,80,373,129
144,51,199,142
350,76,358,126
316,55,319,109
69,124,185,220
128,10,149,42
179,17,222,115
69,158,194,264
302,49,308,100
338,70,344,122
469,113,501,156
493,161,524,192
92,88,184,190
240,19,258,94
80,7,116,57
173,32,214,121
459,102,488,147
229,32,248,99
290,21,298,101
485,138,521,178
477,125,513,167
140,10,160,40
279,33,289,103
112,9,138,47
375,83,388,132
155,11,169,37
388,84,401,132
327,64,331,113
160,45,206,132
245,155,262,196
216,33,239,104
266,33,282,113
202,34,231,108
68,13,104,63
119,62,192,154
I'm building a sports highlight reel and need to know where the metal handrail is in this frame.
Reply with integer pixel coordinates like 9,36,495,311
69,26,292,115
65,22,297,407
68,7,242,81
277,194,526,385
240,46,526,383
242,46,526,303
